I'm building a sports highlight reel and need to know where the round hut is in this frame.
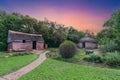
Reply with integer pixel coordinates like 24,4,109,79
78,35,98,49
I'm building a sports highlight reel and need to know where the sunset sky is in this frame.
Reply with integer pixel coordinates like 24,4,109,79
0,0,120,33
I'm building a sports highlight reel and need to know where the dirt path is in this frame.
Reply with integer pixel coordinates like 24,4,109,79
93,49,103,54
1,51,48,80
0,77,5,80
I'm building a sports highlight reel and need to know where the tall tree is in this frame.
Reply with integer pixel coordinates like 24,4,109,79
97,9,120,51
67,27,85,43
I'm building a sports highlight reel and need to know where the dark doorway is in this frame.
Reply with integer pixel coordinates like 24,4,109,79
82,42,85,48
22,40,26,43
33,41,36,49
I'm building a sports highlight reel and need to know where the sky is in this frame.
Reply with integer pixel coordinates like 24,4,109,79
0,0,120,34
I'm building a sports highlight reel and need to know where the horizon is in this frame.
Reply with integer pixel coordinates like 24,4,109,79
0,0,120,33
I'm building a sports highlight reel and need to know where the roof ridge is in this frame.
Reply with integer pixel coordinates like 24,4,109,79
8,30,42,36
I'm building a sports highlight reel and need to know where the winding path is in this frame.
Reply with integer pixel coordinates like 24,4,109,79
0,51,48,80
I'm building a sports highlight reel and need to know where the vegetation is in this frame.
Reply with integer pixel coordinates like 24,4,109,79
47,49,120,68
18,58,120,80
97,9,120,52
0,52,34,58
0,9,85,51
67,27,85,43
59,40,77,58
46,48,59,59
104,52,120,67
84,54,103,63
0,53,38,76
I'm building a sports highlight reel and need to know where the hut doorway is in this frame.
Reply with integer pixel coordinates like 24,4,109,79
82,42,85,48
33,41,36,49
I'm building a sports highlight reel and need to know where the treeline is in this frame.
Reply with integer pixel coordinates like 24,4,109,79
0,10,85,51
96,9,120,52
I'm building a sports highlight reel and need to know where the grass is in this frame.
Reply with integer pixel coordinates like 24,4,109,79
47,49,86,63
0,53,38,76
18,58,120,80
47,49,111,68
0,52,10,57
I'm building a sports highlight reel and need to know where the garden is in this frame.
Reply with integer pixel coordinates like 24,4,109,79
0,52,38,76
18,58,120,80
0,8,120,80
17,40,120,80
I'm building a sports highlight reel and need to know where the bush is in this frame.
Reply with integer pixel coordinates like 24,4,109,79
9,52,33,56
0,42,7,51
49,48,58,52
100,38,117,52
0,52,34,58
59,40,77,58
84,54,103,63
104,52,120,66
46,51,60,59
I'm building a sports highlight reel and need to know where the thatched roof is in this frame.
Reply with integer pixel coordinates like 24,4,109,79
79,35,97,43
8,30,44,43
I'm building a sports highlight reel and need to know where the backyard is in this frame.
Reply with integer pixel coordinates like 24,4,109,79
0,2,120,80
0,52,38,76
18,58,120,80
0,49,120,80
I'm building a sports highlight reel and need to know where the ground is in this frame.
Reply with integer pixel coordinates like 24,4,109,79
0,52,38,76
0,49,120,80
18,58,120,80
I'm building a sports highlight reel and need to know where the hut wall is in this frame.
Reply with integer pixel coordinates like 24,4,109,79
85,42,97,48
8,43,13,50
36,42,44,50
78,43,82,48
12,41,32,51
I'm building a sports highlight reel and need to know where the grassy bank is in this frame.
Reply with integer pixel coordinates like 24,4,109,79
0,52,38,76
18,58,120,80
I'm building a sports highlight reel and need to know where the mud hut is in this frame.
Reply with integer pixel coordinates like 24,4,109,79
8,30,44,51
78,35,98,49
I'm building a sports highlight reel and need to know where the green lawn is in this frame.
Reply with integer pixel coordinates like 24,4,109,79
0,53,38,76
18,58,120,80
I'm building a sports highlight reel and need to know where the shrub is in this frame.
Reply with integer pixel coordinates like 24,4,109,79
104,52,120,66
46,52,60,59
10,52,33,56
84,54,103,63
100,38,117,52
0,52,34,58
49,48,58,52
59,40,77,58
0,42,7,51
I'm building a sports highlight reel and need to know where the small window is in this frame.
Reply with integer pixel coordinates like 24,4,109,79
23,40,26,43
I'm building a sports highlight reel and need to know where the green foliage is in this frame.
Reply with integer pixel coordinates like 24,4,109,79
18,59,120,80
0,9,85,50
67,27,85,43
0,51,35,58
100,38,117,52
46,48,59,59
9,52,34,57
59,40,77,58
0,53,38,76
84,54,103,63
0,42,7,51
104,52,120,66
97,9,120,51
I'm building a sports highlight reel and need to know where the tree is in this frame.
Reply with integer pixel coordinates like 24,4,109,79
43,21,68,47
0,9,86,51
67,27,85,43
97,9,120,51
0,11,25,50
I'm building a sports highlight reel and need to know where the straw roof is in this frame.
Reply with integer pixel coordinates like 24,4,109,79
79,35,97,43
8,30,44,43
